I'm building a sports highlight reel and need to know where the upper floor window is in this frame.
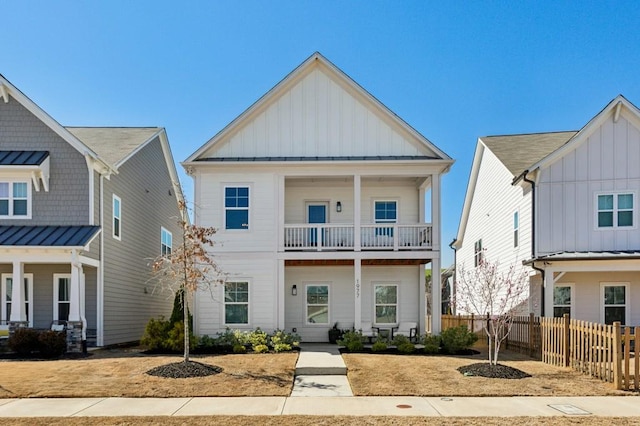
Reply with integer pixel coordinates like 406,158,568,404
112,195,121,240
375,200,397,236
513,211,519,248
161,227,172,256
597,192,634,228
474,239,483,267
0,181,30,218
225,186,249,230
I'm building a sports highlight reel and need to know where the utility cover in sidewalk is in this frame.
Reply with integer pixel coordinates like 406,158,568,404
548,404,591,415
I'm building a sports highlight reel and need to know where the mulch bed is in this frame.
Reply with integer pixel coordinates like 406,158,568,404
146,361,223,378
457,363,531,379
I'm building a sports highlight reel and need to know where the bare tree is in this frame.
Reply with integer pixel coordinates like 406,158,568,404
151,200,225,362
455,257,529,365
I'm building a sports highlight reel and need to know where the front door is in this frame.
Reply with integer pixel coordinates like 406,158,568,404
307,203,327,246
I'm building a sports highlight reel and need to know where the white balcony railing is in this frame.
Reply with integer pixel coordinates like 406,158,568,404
283,223,432,251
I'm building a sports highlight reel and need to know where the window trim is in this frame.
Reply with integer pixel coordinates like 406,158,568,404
373,200,398,224
0,179,32,219
223,185,250,231
305,283,330,326
552,283,574,318
600,282,630,325
594,191,636,230
1,273,34,327
53,273,72,322
474,239,483,267
223,280,250,326
161,227,172,256
513,210,519,248
373,283,399,326
112,195,122,240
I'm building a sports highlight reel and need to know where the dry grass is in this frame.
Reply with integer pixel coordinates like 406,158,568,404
0,348,297,398
343,345,629,397
4,416,640,426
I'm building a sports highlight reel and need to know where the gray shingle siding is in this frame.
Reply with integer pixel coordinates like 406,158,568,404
0,97,90,226
102,136,180,345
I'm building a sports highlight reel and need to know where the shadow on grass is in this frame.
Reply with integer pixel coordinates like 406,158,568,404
227,372,291,387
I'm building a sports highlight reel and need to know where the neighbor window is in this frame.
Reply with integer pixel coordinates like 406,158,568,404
513,211,519,248
602,283,628,325
161,227,172,256
375,200,397,236
474,239,483,267
306,285,329,324
113,195,121,239
54,274,71,322
0,181,30,218
225,186,249,230
553,285,572,318
374,284,398,324
224,281,249,324
1,274,33,326
597,193,634,228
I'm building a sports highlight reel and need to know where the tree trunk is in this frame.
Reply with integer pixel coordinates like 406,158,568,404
183,289,190,363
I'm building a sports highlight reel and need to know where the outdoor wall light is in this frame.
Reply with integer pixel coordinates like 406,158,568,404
336,201,342,213
292,285,297,296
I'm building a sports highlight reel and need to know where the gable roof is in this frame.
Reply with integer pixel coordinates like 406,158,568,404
185,52,452,164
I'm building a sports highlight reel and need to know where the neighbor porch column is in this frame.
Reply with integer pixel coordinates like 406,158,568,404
353,174,361,251
430,257,442,334
69,251,82,322
543,268,555,318
9,260,26,322
354,258,362,330
80,270,87,340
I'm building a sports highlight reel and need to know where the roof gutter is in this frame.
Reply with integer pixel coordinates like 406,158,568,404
521,170,546,315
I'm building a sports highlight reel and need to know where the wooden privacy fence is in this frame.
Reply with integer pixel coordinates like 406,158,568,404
541,314,639,391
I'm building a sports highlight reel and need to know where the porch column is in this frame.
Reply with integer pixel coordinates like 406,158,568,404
419,263,426,334
69,251,82,322
354,259,362,331
277,259,285,329
430,258,442,334
277,174,285,252
80,270,87,340
543,268,555,318
9,261,26,322
430,173,440,249
353,174,361,251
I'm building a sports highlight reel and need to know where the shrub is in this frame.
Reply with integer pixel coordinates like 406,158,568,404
422,334,441,354
233,344,247,354
8,328,41,356
247,328,268,352
140,317,197,352
38,330,66,358
270,329,300,353
253,344,269,353
392,335,415,354
371,340,388,352
337,330,364,352
197,334,217,349
440,325,478,354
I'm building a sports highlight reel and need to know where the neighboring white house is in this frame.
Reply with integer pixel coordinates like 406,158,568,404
183,52,453,341
454,95,640,326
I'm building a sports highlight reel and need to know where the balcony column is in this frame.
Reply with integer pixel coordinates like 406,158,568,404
353,174,361,251
354,259,362,330
430,173,440,249
9,261,26,322
277,259,285,329
277,174,285,252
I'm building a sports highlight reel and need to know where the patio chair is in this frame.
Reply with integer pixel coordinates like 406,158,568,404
392,322,418,342
360,323,380,343
50,320,67,332
0,324,9,340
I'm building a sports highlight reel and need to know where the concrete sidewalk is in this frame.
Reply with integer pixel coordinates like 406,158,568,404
1,396,640,417
292,343,353,396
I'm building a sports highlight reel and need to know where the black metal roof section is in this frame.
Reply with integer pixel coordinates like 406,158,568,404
0,151,49,166
0,226,101,247
195,155,438,162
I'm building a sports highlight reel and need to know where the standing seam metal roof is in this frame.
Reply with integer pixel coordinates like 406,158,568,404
0,151,49,166
0,226,101,246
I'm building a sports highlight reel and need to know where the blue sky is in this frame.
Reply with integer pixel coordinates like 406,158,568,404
3,1,640,266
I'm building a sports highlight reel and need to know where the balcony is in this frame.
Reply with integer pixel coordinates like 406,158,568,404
283,223,432,251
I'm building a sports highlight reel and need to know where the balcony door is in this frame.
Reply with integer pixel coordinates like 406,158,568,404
307,202,328,246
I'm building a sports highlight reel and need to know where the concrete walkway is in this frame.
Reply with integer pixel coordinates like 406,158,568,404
1,396,640,417
291,343,353,396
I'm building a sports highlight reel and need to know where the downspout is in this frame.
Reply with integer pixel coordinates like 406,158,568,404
448,238,457,315
98,174,104,347
522,171,545,315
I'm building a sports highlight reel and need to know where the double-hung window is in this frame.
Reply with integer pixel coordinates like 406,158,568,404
54,274,71,322
161,227,172,256
597,192,634,228
553,284,573,318
513,211,519,248
375,200,397,237
474,239,483,267
0,181,30,218
224,281,249,325
602,283,628,325
306,285,329,324
225,186,249,230
113,195,122,240
374,284,398,324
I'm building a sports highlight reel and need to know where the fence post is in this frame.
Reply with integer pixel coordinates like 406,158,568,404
529,312,535,357
612,321,622,390
563,314,570,367
471,313,475,333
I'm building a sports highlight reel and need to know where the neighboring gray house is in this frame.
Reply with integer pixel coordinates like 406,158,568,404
0,74,183,348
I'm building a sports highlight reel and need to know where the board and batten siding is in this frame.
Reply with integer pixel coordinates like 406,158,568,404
0,96,90,226
201,68,432,159
457,146,533,282
101,137,181,345
537,112,640,254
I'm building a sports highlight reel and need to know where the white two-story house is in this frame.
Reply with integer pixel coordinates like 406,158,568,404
454,95,640,326
184,53,453,341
